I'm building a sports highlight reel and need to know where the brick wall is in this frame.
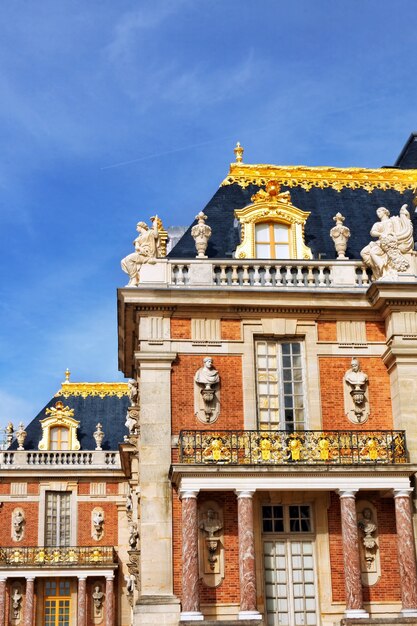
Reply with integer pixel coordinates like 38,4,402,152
171,355,244,433
317,321,337,342
319,356,393,430
0,502,39,546
171,318,191,339
328,493,401,602
78,502,118,546
173,491,240,604
221,320,241,341
366,321,386,342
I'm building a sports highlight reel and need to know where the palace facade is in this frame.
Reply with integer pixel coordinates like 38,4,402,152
2,133,417,626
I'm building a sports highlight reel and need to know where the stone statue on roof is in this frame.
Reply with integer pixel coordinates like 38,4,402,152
121,217,161,287
360,204,414,279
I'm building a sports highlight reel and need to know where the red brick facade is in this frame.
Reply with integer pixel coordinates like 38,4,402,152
171,318,191,339
319,356,393,430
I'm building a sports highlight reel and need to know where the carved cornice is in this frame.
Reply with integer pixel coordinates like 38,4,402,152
56,383,129,399
221,163,417,193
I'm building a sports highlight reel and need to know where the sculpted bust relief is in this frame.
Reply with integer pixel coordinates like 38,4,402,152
344,358,369,424
194,357,220,424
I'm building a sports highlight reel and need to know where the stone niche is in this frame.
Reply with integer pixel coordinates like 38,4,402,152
356,499,381,586
198,501,225,588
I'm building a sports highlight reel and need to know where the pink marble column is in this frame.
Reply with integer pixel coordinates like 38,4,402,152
394,488,417,617
77,577,87,626
105,576,114,626
338,490,368,619
235,490,261,620
24,578,35,626
0,579,6,626
180,489,203,621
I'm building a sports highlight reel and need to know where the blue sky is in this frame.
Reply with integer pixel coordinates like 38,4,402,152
1,0,417,429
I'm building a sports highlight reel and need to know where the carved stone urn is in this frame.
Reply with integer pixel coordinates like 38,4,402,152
15,423,27,451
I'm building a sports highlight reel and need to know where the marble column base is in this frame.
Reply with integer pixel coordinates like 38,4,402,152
344,608,369,619
238,610,263,620
180,611,204,621
401,608,417,617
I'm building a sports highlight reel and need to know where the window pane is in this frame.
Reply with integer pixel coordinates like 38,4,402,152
275,244,290,258
273,223,289,239
256,243,271,258
255,223,270,239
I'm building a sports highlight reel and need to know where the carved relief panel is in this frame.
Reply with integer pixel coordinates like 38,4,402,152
91,582,105,623
198,501,225,587
356,500,381,586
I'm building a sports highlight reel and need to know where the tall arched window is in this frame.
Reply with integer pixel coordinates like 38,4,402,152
255,222,290,259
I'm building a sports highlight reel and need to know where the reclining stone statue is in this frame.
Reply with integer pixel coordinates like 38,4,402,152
361,204,414,280
121,216,160,287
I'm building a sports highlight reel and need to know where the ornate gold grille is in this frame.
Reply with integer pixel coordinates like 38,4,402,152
0,546,115,566
178,430,407,465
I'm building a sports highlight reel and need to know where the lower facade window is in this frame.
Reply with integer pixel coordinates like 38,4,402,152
44,579,71,626
45,492,71,547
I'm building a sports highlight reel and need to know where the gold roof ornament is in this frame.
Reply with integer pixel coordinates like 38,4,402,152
234,180,312,260
234,141,244,164
221,162,417,193
56,381,129,399
64,368,71,383
152,215,169,257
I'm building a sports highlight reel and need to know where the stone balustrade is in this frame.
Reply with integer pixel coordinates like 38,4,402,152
133,258,372,289
0,450,119,468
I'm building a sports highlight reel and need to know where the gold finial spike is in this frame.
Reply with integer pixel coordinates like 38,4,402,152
64,368,71,383
234,141,244,163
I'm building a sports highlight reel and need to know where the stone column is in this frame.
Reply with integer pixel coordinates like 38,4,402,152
180,489,203,621
0,579,6,626
338,490,368,619
24,578,35,626
105,576,114,626
394,488,417,617
235,490,261,620
77,577,87,626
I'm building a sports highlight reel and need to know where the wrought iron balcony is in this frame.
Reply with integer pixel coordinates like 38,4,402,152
0,546,116,567
178,430,407,465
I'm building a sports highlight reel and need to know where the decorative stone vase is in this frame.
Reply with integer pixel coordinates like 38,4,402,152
15,424,27,450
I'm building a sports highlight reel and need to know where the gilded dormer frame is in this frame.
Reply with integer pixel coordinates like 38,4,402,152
234,181,312,260
38,401,80,451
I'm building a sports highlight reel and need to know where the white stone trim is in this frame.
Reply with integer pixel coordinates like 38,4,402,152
0,569,115,578
180,611,204,621
179,489,199,500
344,608,369,619
338,489,359,499
238,610,262,620
393,487,414,498
235,490,255,499
401,608,417,617
177,475,411,493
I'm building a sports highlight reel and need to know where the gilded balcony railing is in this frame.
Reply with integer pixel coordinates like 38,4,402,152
0,546,116,567
178,430,407,465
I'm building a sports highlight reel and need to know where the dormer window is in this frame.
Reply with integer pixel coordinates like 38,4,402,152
255,222,290,259
234,181,312,260
38,401,80,451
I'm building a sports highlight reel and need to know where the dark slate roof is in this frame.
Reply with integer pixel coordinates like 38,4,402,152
10,391,129,451
168,182,417,261
395,133,417,169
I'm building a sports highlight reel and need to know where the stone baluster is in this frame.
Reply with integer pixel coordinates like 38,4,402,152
77,577,87,626
0,579,6,626
235,490,262,620
253,265,261,286
318,265,327,287
338,490,368,619
284,265,293,287
219,265,228,286
275,265,284,286
105,576,115,626
394,488,417,617
231,265,239,285
296,265,304,286
180,490,203,621
307,265,315,286
24,578,35,626
264,266,272,287
241,265,250,285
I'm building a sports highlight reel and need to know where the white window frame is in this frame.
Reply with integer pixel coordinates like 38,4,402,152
255,338,309,430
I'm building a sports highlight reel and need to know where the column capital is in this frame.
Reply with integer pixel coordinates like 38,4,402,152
338,489,359,499
25,578,35,583
78,576,87,581
179,489,199,500
105,574,114,581
235,489,255,499
394,488,413,499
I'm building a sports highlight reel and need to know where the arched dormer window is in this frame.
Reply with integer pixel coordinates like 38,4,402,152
234,181,312,260
38,401,80,451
